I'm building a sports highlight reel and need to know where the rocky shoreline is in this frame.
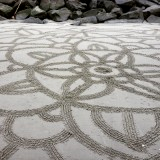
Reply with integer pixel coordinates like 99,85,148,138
0,0,160,24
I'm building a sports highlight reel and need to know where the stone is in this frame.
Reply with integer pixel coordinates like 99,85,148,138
104,1,117,12
96,12,117,22
0,0,16,5
89,0,97,9
66,0,87,11
0,15,6,20
40,0,50,11
31,6,47,19
48,7,71,22
147,14,160,22
97,0,116,12
111,7,123,16
16,8,31,20
13,0,37,11
70,10,82,19
120,10,141,19
115,0,135,7
0,3,13,18
50,0,65,10
143,5,160,16
135,0,158,7
82,8,105,17
76,16,97,24
23,17,44,23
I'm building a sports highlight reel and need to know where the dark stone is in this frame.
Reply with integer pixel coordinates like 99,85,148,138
96,12,117,22
40,0,50,11
70,10,82,19
135,0,157,7
66,0,87,11
50,0,65,10
13,0,37,11
97,0,116,12
115,0,135,7
111,7,123,16
0,15,6,20
16,8,31,20
48,7,71,22
147,14,160,22
120,10,141,19
76,16,97,24
82,8,105,17
89,0,97,9
23,17,44,23
0,3,13,18
0,0,16,5
143,5,160,16
31,6,47,19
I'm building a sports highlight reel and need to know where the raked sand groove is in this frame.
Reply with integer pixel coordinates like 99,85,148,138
0,22,160,160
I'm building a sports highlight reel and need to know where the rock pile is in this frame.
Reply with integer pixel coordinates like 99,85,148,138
0,0,160,23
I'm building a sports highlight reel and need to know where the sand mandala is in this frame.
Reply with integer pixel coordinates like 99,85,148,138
0,22,160,160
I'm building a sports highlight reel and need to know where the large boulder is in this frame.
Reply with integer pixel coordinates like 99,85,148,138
31,6,47,19
16,8,31,20
89,0,97,9
82,8,105,17
120,9,141,19
97,0,116,12
70,10,82,19
0,3,13,18
13,0,37,11
66,0,87,11
135,0,158,7
40,0,50,11
147,14,160,22
76,16,98,24
50,0,65,10
115,0,135,8
96,12,117,22
0,0,16,5
48,7,71,21
111,7,123,16
143,5,160,16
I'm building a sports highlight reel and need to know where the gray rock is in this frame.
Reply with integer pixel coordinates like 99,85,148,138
0,0,16,5
70,10,82,19
135,0,158,7
76,16,97,24
50,0,65,10
23,17,44,24
147,14,160,22
97,0,116,12
66,0,87,11
31,6,47,19
89,0,97,9
40,0,50,11
0,15,6,20
82,8,105,17
120,10,141,19
115,0,135,7
111,7,123,16
143,5,160,16
0,3,13,18
48,7,71,22
103,1,116,12
97,12,117,22
16,9,31,20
